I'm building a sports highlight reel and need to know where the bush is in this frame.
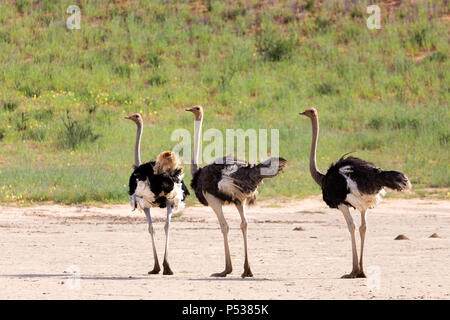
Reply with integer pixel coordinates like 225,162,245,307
315,82,338,95
58,112,100,149
147,52,163,69
17,85,41,98
114,64,132,78
2,101,18,112
147,74,167,86
257,30,295,61
15,112,28,131
425,51,447,63
367,117,384,130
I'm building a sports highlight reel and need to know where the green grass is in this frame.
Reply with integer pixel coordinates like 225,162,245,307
0,0,449,204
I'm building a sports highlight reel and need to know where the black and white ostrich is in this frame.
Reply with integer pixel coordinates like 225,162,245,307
126,113,189,275
185,106,287,278
299,107,411,278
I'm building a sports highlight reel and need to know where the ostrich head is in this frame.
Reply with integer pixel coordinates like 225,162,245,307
125,113,143,125
185,105,203,121
299,107,318,119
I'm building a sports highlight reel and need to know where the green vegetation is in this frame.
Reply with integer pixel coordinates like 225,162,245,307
0,0,448,204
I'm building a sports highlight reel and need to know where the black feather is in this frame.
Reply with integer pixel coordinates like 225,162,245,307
191,157,286,206
128,161,189,208
321,156,410,209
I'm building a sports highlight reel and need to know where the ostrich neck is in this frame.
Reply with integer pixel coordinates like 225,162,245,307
191,115,202,175
134,122,142,167
309,116,324,187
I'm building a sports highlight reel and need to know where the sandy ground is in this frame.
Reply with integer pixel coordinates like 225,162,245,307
0,197,449,300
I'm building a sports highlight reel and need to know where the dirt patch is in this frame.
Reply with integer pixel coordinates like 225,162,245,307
0,198,449,299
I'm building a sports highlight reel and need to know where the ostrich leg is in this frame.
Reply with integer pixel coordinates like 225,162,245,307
144,208,161,274
204,192,232,277
236,201,253,278
162,204,174,275
338,204,359,278
358,210,367,278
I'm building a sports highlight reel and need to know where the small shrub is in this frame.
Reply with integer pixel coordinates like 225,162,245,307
438,133,449,146
15,112,28,131
304,0,314,12
350,9,363,18
315,82,338,95
147,52,163,69
425,51,447,63
115,64,132,78
16,0,31,13
315,16,331,32
388,116,420,130
410,26,432,49
87,104,98,114
18,85,41,98
367,117,384,130
0,31,11,43
2,101,18,112
147,74,167,86
222,7,246,20
257,30,295,62
59,112,100,149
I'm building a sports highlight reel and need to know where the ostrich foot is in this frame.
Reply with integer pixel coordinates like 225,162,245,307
148,263,161,275
163,268,174,275
148,267,161,275
241,268,253,278
341,270,360,279
163,262,174,275
210,269,232,277
356,270,366,278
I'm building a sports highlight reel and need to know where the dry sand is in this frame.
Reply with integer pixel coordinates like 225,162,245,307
0,197,449,300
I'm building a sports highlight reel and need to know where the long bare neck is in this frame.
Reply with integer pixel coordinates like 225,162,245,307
191,115,202,175
309,116,324,187
134,121,143,167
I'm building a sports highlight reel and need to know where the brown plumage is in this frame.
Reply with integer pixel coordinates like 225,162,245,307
154,151,183,176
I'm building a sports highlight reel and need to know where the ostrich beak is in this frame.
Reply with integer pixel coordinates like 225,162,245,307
125,115,132,119
185,108,193,112
299,111,306,116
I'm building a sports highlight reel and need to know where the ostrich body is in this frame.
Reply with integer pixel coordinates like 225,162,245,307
300,107,411,278
186,106,287,278
126,113,189,275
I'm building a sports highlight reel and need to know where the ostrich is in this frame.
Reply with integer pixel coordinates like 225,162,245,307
185,106,287,278
299,107,411,278
126,113,189,275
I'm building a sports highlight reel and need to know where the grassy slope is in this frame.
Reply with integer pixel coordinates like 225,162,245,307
0,0,448,204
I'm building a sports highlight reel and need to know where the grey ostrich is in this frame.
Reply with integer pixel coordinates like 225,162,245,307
186,106,287,278
300,107,411,278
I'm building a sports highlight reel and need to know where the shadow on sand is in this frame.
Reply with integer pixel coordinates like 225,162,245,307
0,274,148,281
